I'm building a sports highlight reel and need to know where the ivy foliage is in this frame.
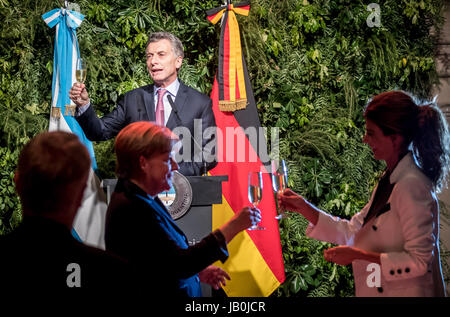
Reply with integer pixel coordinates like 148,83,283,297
0,148,22,235
0,0,445,296
247,0,444,297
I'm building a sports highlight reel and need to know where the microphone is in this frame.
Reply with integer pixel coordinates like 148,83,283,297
167,94,208,176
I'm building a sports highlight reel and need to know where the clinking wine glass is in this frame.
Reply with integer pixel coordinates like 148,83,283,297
75,58,87,102
272,159,289,220
248,171,265,230
67,58,87,116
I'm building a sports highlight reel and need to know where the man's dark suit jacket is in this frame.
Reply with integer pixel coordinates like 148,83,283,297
0,216,131,292
76,81,217,176
105,178,229,297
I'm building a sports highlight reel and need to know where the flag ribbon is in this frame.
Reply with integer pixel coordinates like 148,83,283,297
43,8,83,30
207,1,250,112
42,8,97,169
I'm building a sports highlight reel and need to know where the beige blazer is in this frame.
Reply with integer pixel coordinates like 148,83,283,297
306,153,446,297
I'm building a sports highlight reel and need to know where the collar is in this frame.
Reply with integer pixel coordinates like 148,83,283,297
389,152,420,184
118,178,162,204
154,78,180,98
116,177,147,198
16,216,73,242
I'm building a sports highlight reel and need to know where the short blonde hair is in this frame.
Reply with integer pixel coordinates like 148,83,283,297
115,121,177,179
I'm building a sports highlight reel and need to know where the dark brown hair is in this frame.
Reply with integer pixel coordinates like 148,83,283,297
15,131,91,214
115,121,177,179
364,90,450,191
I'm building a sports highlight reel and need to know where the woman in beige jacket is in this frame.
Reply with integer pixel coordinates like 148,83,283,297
279,91,449,296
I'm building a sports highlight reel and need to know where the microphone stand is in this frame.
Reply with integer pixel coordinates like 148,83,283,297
167,95,208,176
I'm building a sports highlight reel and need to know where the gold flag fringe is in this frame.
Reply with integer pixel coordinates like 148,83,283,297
218,98,248,112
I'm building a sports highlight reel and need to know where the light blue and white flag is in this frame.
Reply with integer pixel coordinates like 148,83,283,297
43,7,107,249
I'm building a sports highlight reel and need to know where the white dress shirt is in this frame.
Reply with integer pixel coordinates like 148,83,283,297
153,78,180,126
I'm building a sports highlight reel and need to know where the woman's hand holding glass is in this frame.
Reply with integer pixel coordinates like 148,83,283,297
235,206,262,231
271,160,289,219
219,206,261,242
248,171,265,230
277,189,319,226
277,188,306,213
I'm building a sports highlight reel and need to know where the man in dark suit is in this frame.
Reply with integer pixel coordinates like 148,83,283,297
69,32,216,176
0,131,131,293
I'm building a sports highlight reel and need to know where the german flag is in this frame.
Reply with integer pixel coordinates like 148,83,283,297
207,1,285,297
207,1,250,112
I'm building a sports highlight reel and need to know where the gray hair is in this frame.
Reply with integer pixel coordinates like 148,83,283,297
146,32,184,58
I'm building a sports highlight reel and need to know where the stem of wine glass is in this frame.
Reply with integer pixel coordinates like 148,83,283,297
248,202,265,230
77,86,82,103
275,189,286,220
76,81,83,103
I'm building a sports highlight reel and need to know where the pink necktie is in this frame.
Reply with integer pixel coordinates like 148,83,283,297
156,88,167,125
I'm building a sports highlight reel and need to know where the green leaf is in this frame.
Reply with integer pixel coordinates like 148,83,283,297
46,61,52,74
273,102,282,109
291,276,301,293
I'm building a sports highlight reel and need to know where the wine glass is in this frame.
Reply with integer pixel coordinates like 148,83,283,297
76,58,87,84
271,159,288,220
67,58,87,116
248,171,265,230
75,58,87,101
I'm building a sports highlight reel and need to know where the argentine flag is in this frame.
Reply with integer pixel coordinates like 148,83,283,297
43,8,107,249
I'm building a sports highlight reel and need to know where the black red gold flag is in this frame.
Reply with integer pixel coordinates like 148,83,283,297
206,1,250,112
207,1,285,297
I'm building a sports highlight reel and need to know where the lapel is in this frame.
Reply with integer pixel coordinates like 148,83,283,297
121,178,188,243
151,197,178,228
134,192,189,248
362,152,413,227
142,84,156,122
362,171,395,226
166,81,189,130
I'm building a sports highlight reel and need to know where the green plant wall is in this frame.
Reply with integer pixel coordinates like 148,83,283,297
0,0,445,296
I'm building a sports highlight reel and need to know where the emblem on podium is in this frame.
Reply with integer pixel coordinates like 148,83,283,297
158,171,192,220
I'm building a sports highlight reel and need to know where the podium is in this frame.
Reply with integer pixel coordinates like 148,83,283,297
175,175,227,245
102,175,228,297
